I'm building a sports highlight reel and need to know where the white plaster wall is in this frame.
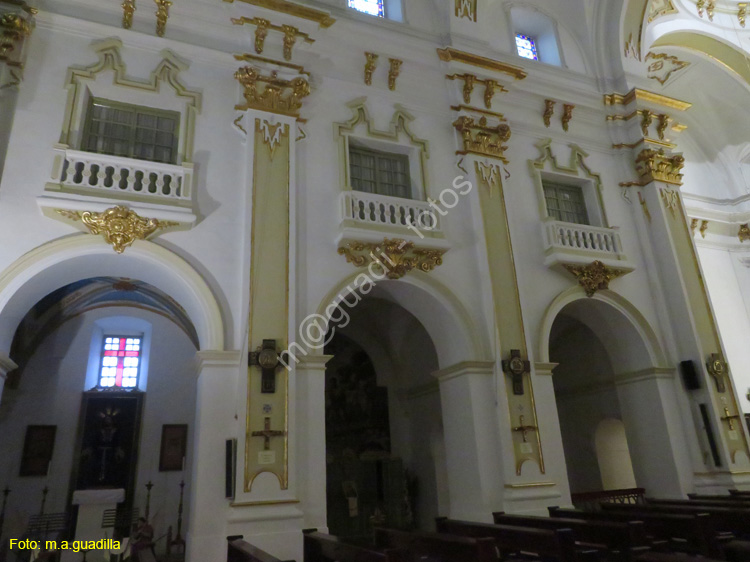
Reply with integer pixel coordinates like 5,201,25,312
0,306,197,547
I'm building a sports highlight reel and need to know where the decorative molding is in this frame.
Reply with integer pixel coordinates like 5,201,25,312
475,161,502,198
388,58,402,91
740,3,747,27
364,52,378,85
234,66,310,116
221,0,336,28
231,17,314,60
661,186,680,217
543,99,555,128
562,260,629,297
646,52,690,85
640,110,653,137
256,118,288,157
436,47,527,80
648,0,678,21
561,104,574,132
78,206,163,253
452,115,511,162
0,4,35,68
603,88,692,111
122,0,135,29
154,0,171,37
656,114,669,140
635,148,685,186
337,239,446,280
455,0,477,22
700,219,709,238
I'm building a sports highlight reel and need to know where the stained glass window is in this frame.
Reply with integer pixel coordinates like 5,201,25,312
99,336,142,388
348,0,385,17
515,34,538,61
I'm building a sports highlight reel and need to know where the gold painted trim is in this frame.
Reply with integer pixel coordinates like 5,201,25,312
437,47,527,80
233,53,309,75
603,88,692,111
450,105,506,119
504,482,556,489
222,0,336,28
230,499,300,507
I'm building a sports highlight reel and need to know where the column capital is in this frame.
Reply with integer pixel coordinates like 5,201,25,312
0,352,17,379
635,148,685,186
295,354,333,370
432,360,495,383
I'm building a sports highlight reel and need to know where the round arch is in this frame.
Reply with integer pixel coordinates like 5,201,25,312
538,286,667,371
0,235,226,353
315,270,489,369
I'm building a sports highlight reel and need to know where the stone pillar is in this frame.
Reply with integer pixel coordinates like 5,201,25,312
0,352,17,406
295,354,331,532
432,361,501,521
186,350,241,562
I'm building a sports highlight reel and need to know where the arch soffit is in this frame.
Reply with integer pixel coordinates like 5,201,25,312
538,286,667,369
0,236,225,353
314,270,489,368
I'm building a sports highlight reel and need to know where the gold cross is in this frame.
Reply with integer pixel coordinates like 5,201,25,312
512,415,537,443
251,417,286,450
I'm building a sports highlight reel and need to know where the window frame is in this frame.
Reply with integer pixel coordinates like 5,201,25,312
98,334,144,389
515,34,539,61
543,181,589,225
81,97,181,165
347,0,386,18
348,144,413,200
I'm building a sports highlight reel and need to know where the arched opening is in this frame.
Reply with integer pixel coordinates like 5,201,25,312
544,291,685,497
0,277,199,559
322,293,448,537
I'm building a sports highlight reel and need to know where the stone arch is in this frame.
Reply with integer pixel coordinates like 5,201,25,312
0,235,225,356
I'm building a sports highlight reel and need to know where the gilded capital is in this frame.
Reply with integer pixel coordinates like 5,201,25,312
635,148,684,186
234,67,310,116
453,115,511,162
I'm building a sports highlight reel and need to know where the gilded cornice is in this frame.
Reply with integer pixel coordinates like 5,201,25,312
222,0,336,28
563,260,629,297
234,66,310,116
603,88,692,111
437,47,527,80
635,148,685,186
337,239,446,280
453,115,511,162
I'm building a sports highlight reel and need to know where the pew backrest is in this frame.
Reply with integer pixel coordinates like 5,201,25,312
227,537,295,562
303,531,405,562
375,526,496,562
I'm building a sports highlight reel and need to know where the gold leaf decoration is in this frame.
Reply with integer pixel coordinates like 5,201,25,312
80,206,160,254
563,260,629,297
337,239,446,280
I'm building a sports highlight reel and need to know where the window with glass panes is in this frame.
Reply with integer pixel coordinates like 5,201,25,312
515,34,539,61
99,336,142,388
348,0,385,17
82,99,179,164
349,146,412,199
543,182,589,225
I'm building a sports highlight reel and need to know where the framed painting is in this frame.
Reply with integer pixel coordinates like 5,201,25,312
159,424,187,472
20,425,56,477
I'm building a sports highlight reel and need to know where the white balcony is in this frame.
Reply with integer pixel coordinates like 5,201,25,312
46,146,193,207
542,219,634,270
338,190,448,249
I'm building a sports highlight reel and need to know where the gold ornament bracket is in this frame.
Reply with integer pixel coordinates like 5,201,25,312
447,73,507,109
635,148,685,186
234,66,310,117
337,238,446,280
231,16,314,61
154,0,171,37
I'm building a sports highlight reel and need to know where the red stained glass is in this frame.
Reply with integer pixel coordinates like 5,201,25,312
99,335,141,388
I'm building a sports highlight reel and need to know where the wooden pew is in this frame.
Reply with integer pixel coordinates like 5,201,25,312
547,506,723,559
373,527,497,562
492,512,651,562
302,530,406,562
227,535,295,562
435,517,601,562
728,489,750,498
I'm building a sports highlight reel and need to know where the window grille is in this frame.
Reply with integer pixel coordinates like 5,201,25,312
349,145,412,199
543,182,589,225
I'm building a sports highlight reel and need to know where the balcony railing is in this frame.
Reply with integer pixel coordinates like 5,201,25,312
544,220,624,257
49,147,193,205
340,190,442,233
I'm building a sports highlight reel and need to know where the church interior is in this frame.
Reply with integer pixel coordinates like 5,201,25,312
1,0,750,561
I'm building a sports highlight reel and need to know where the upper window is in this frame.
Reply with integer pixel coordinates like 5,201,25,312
82,98,180,164
543,182,589,225
350,145,411,199
99,336,142,388
516,34,539,61
348,0,385,17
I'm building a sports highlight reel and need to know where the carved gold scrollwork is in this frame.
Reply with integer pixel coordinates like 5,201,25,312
657,114,669,140
635,148,685,186
646,52,689,85
640,110,653,137
543,99,555,128
282,24,297,60
122,0,136,29
231,17,314,61
154,0,171,37
234,66,310,116
388,58,402,91
660,187,680,217
739,223,750,243
337,239,446,280
0,11,33,63
447,73,507,108
484,79,499,109
79,206,160,254
562,104,574,132
563,260,629,297
254,18,270,53
740,3,747,27
364,52,378,86
453,115,511,162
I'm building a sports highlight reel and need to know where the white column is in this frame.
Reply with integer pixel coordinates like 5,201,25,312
295,354,331,532
432,361,501,522
0,352,17,405
186,350,242,562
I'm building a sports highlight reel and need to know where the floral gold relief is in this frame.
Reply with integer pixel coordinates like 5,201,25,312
364,52,378,86
122,0,136,29
234,66,310,116
79,206,160,253
388,58,402,91
563,260,629,297
453,115,511,162
338,239,446,280
154,0,171,37
635,148,685,186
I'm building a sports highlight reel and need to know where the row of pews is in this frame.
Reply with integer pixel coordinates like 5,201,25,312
227,489,750,562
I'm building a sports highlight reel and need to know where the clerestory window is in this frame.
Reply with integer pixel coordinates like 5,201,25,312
98,335,142,388
515,34,539,61
348,0,385,17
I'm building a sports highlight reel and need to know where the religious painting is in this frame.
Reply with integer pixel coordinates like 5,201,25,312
159,424,187,472
74,391,143,493
19,425,56,476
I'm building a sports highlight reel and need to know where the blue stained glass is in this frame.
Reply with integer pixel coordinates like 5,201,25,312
516,34,538,61
348,0,385,17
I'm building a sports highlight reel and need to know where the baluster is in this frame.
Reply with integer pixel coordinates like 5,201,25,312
565,228,573,247
368,201,376,222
